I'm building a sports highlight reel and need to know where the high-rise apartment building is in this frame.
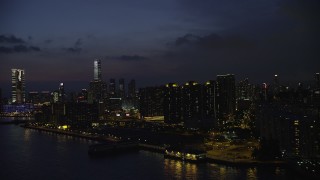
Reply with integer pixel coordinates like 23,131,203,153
139,86,164,118
202,80,216,127
181,81,202,127
216,74,236,127
11,69,25,103
164,83,181,124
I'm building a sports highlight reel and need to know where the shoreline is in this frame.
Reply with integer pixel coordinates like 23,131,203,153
23,125,117,142
22,125,287,167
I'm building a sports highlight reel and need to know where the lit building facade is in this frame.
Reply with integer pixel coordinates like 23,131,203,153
181,81,202,128
11,68,25,103
94,59,101,81
164,83,181,124
216,74,236,128
90,60,107,103
202,80,216,128
139,86,164,118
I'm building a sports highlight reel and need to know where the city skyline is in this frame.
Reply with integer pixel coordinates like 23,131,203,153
0,61,319,98
1,0,320,93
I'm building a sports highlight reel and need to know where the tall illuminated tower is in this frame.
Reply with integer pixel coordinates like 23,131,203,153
94,59,101,81
11,68,25,103
90,59,107,102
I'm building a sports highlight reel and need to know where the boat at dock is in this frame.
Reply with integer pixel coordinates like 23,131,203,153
164,147,206,162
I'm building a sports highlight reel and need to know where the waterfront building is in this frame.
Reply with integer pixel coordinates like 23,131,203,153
181,81,202,128
66,102,99,129
11,68,25,103
139,86,164,119
257,103,320,158
164,83,181,124
202,80,216,128
216,74,236,128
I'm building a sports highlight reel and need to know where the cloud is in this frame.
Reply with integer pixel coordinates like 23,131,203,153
75,38,82,47
64,47,82,53
0,34,42,54
0,45,41,54
106,55,148,61
0,35,25,44
171,33,254,49
64,38,83,53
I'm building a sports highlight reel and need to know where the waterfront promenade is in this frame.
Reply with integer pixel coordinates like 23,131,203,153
23,125,287,167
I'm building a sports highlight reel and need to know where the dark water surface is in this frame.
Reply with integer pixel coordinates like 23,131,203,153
0,120,300,180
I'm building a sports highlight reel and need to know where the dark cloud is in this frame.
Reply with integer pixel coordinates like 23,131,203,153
64,47,82,53
0,46,12,53
0,45,41,54
106,55,148,61
171,33,254,49
75,38,82,47
0,35,25,44
64,38,83,53
29,46,41,51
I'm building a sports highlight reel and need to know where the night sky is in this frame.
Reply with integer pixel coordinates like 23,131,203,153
1,0,320,96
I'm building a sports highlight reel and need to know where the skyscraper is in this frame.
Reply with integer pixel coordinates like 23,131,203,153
127,79,137,108
273,74,280,95
119,78,125,99
11,69,25,103
128,79,136,98
216,74,236,128
59,83,65,102
93,59,101,81
109,79,116,97
90,60,107,103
